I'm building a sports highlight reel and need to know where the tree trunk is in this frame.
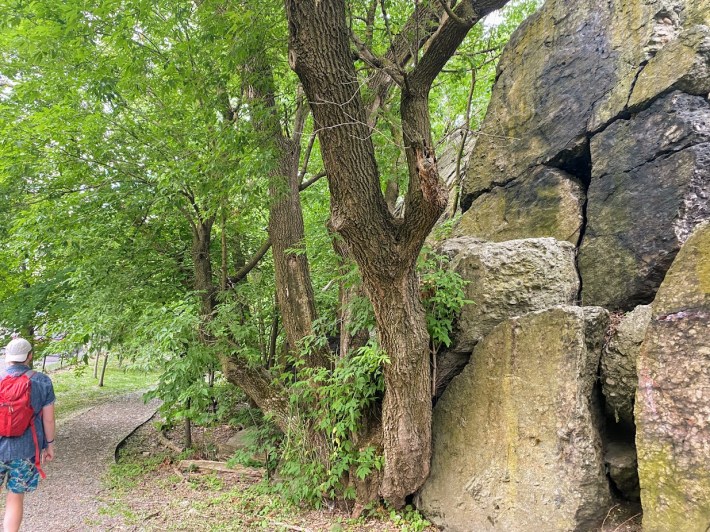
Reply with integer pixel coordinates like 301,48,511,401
250,62,329,369
191,217,217,321
365,270,431,507
184,399,193,449
286,0,433,505
220,354,292,433
93,350,100,378
285,0,507,506
268,134,328,367
98,353,109,387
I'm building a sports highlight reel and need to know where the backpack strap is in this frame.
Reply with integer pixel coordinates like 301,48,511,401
29,419,46,480
20,369,45,479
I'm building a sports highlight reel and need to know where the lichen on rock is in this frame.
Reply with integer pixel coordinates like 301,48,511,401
635,222,710,531
418,306,611,531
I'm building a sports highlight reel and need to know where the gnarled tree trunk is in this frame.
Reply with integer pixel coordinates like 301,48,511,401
285,0,509,506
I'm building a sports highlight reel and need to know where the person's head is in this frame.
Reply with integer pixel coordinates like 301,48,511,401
4,337,33,365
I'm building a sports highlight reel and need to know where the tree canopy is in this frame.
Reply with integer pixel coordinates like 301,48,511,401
0,0,539,508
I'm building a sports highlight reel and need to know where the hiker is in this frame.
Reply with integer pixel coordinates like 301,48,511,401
0,338,56,532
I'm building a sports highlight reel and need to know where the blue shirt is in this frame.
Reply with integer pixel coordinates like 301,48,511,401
0,364,56,462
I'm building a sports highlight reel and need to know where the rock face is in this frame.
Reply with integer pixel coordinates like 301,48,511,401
580,92,710,309
455,166,584,244
601,305,653,427
460,0,616,202
459,0,710,310
604,441,640,502
635,222,710,531
418,307,611,531
441,237,579,353
430,0,710,527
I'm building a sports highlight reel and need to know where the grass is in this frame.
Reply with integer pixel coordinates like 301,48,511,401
47,358,158,422
42,360,436,531
96,421,437,531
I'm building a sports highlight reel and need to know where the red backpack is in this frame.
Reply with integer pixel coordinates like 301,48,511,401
0,370,46,478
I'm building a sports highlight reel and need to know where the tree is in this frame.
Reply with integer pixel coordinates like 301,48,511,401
1,0,536,510
285,0,511,506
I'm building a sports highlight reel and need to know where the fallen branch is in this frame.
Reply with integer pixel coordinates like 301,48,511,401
178,460,263,478
268,521,313,532
157,430,185,454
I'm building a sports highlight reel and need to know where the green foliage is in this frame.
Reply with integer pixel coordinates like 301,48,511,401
227,407,282,473
388,505,432,532
0,0,537,511
272,340,388,506
418,247,470,355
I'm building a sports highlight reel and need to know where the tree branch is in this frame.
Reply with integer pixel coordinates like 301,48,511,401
365,2,443,124
364,0,378,48
351,31,405,87
436,0,471,26
176,202,198,234
298,132,317,179
299,171,326,191
229,238,272,286
292,85,309,143
409,0,510,92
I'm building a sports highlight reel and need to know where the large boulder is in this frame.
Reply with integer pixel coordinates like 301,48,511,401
628,24,710,113
442,237,579,353
418,306,612,531
580,92,710,309
461,0,617,202
604,440,641,502
462,0,710,208
455,166,584,244
459,0,710,311
591,1,710,130
601,305,653,427
635,222,710,531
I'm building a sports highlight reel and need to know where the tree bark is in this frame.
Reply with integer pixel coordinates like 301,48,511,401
191,217,217,321
220,353,292,433
98,352,109,387
184,398,193,449
367,270,432,506
285,0,509,506
268,131,327,367
248,60,330,369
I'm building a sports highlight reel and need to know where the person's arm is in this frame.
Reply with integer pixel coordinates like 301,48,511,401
41,403,56,463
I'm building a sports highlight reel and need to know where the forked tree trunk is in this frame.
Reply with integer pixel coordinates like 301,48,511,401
285,0,509,506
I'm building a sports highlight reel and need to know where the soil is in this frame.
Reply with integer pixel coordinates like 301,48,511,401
91,418,433,532
0,391,642,531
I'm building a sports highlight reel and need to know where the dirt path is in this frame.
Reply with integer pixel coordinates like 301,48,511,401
19,392,160,531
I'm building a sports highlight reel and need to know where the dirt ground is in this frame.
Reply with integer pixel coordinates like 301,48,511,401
92,417,434,531
3,390,642,531
95,417,642,532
